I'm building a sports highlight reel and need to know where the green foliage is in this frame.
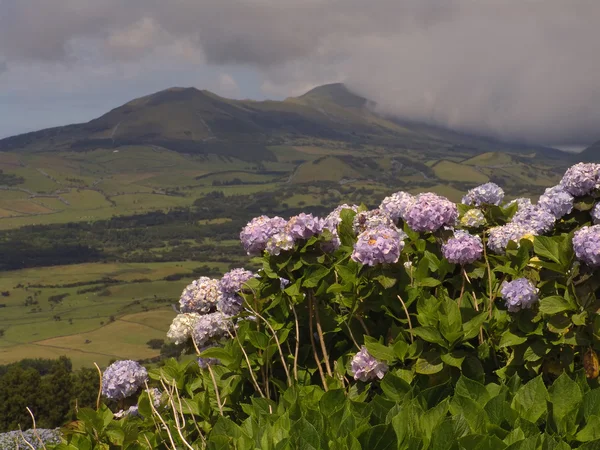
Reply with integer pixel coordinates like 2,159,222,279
50,184,600,448
0,357,98,432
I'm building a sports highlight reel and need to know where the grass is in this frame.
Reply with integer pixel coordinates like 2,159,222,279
0,261,219,367
432,160,490,184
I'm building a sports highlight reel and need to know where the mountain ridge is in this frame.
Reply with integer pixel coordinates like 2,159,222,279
0,83,568,161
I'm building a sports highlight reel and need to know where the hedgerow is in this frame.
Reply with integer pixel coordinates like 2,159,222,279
46,162,600,449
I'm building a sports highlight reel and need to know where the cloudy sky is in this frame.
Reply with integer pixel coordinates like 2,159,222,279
0,0,599,148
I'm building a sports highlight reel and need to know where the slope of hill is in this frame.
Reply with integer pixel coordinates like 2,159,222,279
0,83,574,232
0,83,564,160
579,140,600,161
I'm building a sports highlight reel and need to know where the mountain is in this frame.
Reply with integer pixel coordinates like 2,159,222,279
0,83,565,161
579,140,600,162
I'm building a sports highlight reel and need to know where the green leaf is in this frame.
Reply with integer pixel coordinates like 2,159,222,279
576,415,600,442
247,331,270,350
539,296,576,315
357,424,396,450
511,376,548,423
500,329,527,348
548,372,583,422
438,299,462,345
455,376,490,407
440,351,465,369
411,327,446,347
583,389,600,419
415,352,444,374
419,277,442,287
375,275,397,289
463,313,487,341
380,373,411,401
364,336,397,362
534,236,561,264
303,265,331,288
450,395,487,433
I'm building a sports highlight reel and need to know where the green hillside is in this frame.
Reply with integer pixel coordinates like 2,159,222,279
580,140,600,161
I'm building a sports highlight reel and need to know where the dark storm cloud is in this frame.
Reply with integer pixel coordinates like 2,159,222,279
0,0,599,145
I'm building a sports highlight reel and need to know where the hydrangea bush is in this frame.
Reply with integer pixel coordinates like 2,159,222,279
51,162,600,449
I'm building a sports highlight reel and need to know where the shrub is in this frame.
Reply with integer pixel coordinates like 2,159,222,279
52,162,600,449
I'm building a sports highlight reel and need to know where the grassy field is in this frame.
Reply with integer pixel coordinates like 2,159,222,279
0,142,569,368
0,262,223,368
0,143,568,231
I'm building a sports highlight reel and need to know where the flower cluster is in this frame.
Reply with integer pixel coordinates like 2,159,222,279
351,225,405,266
462,182,504,206
500,278,539,312
352,209,395,235
379,191,414,222
538,185,574,219
573,225,600,267
217,293,244,316
240,215,287,255
219,268,254,294
511,204,555,234
592,203,600,225
191,312,232,347
167,313,201,345
560,162,600,196
351,347,389,382
286,213,323,240
442,232,483,265
323,203,360,231
101,360,148,400
460,208,486,228
179,277,222,314
0,429,61,450
487,223,534,254
507,197,532,209
404,192,458,232
265,230,294,255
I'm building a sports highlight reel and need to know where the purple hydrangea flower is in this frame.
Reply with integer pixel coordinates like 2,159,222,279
560,163,600,196
286,213,324,240
279,277,290,290
511,204,556,234
507,197,532,209
197,344,221,369
460,208,486,228
191,312,231,347
351,346,388,381
265,230,295,255
0,429,61,448
462,183,505,206
323,204,360,232
167,313,201,345
573,225,600,267
442,232,483,265
219,268,255,294
352,209,396,235
500,278,539,312
351,225,405,266
592,204,600,225
538,185,574,219
487,223,535,254
101,360,148,400
240,215,287,255
404,193,458,232
320,204,359,253
114,405,140,419
379,191,415,222
179,277,221,314
217,293,244,316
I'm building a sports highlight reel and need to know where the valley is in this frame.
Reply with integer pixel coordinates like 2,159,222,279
0,83,577,367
